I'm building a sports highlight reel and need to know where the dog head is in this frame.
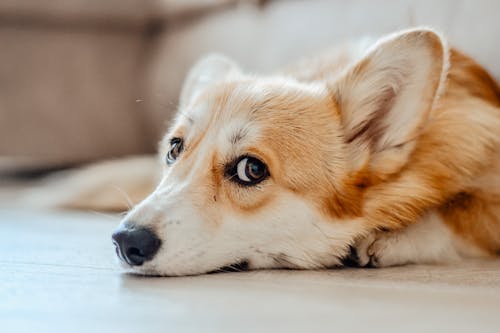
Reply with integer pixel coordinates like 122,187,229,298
112,29,448,275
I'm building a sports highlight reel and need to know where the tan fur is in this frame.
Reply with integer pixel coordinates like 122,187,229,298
41,29,500,265
359,50,500,253
275,36,500,254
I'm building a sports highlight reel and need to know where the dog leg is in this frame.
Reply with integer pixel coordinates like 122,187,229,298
353,212,485,267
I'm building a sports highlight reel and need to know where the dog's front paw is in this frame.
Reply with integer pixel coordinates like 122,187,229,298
354,233,378,267
344,217,460,268
350,232,402,268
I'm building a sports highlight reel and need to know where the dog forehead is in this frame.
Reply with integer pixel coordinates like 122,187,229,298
177,78,333,160
179,83,261,146
192,78,325,116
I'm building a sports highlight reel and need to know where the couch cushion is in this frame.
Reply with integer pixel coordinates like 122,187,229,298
145,0,500,141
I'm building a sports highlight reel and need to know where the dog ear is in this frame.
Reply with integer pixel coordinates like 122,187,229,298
331,28,448,177
179,54,241,108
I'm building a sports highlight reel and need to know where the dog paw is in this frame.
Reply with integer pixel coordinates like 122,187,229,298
351,232,399,268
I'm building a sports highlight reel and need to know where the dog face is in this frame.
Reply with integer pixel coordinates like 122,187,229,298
112,29,448,276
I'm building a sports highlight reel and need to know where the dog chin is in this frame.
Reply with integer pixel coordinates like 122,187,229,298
116,256,254,277
115,258,159,276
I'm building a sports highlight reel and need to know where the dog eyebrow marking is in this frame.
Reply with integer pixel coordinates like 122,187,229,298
229,128,247,145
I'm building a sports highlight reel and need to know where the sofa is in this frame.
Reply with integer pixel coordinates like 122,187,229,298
1,0,499,172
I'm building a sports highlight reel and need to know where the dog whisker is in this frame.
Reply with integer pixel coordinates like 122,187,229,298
89,210,121,221
111,185,133,210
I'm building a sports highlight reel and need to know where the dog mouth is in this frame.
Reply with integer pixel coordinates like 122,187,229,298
209,260,250,274
114,242,251,275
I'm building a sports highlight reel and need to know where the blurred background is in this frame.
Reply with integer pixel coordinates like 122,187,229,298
1,0,499,175
1,4,499,330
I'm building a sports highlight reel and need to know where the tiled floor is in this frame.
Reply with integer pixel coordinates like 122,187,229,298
1,209,500,332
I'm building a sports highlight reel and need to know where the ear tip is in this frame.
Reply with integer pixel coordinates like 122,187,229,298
403,26,443,38
390,27,450,99
395,27,447,52
195,53,238,70
379,27,448,72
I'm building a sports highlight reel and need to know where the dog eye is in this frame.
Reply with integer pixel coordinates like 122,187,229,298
232,156,268,185
166,138,183,165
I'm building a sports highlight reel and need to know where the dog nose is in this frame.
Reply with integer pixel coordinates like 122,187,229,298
112,227,161,266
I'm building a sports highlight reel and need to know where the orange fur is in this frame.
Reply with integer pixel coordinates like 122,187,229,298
51,30,500,266
165,31,500,255
359,50,500,253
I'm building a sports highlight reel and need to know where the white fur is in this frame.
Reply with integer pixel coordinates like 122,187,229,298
112,29,480,276
121,180,365,276
355,212,487,267
120,97,365,275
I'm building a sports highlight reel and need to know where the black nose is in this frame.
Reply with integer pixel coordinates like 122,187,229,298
112,227,161,266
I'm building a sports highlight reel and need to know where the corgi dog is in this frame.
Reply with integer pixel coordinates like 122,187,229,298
108,28,500,276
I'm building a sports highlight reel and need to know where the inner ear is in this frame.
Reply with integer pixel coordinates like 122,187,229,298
331,28,448,177
179,54,241,108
